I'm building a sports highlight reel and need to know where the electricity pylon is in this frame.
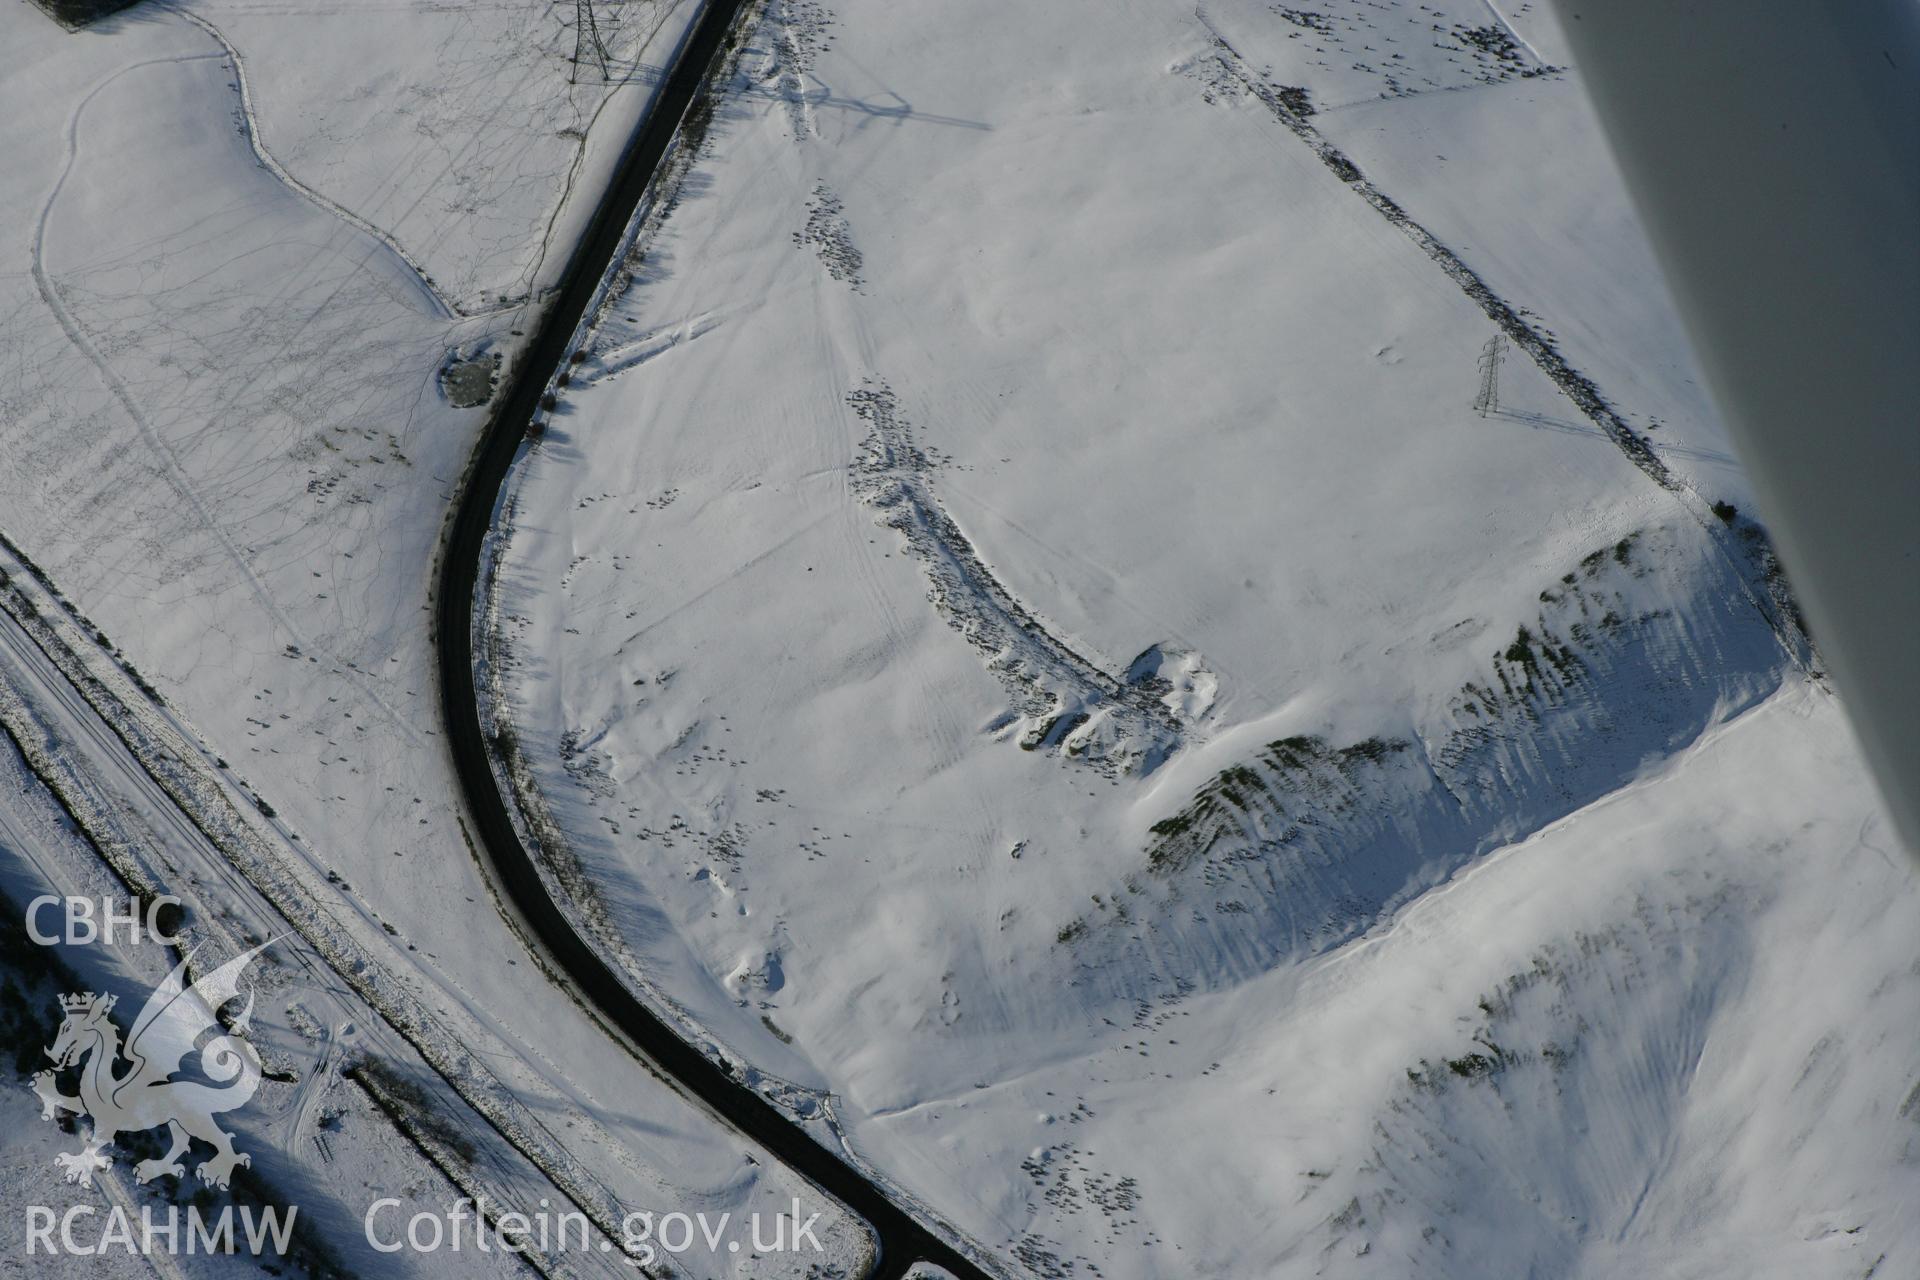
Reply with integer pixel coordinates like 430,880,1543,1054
572,0,613,84
1474,333,1506,418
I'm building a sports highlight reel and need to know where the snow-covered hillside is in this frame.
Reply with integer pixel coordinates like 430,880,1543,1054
0,0,1909,1275
481,0,1917,1275
0,2,875,1275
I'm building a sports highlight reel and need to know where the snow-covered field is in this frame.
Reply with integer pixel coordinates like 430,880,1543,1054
0,0,1911,1275
480,0,1918,1275
0,1,872,1275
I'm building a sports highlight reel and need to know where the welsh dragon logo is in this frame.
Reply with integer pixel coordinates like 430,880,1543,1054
34,943,270,1189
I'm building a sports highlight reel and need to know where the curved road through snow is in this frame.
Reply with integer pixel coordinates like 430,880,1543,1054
432,3,997,1278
